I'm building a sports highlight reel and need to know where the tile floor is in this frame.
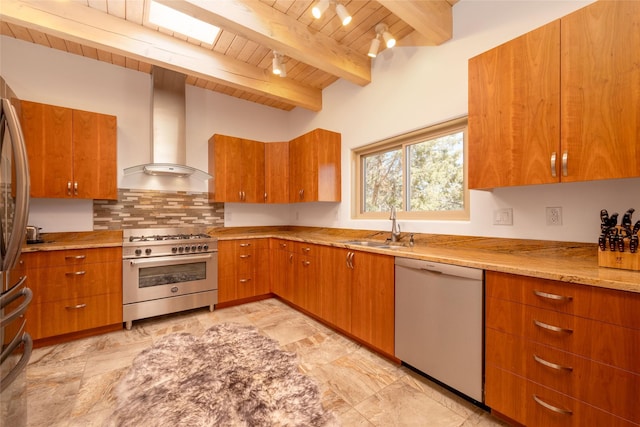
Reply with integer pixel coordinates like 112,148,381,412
26,298,509,426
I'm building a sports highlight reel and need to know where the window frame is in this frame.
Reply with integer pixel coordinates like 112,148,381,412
352,117,470,221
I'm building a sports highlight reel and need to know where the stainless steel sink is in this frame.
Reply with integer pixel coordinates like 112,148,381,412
340,240,406,250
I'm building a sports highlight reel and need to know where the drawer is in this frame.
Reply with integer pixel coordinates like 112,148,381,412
270,238,291,251
487,297,640,374
22,247,122,268
26,293,122,340
486,271,640,329
27,261,122,304
486,365,637,427
486,328,640,424
292,241,316,256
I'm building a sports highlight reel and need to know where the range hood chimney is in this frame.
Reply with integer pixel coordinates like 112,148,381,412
124,66,211,179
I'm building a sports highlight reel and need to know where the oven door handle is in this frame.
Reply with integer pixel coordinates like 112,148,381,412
128,254,213,267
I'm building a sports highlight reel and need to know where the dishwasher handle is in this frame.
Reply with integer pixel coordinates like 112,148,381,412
395,257,483,281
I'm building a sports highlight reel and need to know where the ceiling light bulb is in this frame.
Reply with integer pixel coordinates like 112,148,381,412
272,53,282,75
279,62,287,78
383,31,396,48
368,37,380,58
312,0,329,19
335,3,352,26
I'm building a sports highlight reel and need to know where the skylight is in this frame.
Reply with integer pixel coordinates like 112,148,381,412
148,0,220,45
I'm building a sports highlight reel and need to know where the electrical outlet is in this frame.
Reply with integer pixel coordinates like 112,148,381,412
493,208,513,225
546,207,562,226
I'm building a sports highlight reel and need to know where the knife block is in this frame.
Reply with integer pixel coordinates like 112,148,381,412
598,249,640,271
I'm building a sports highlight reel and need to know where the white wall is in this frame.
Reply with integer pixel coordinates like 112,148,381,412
2,0,639,241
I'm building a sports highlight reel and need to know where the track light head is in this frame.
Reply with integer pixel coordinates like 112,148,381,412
272,51,282,76
335,3,352,26
368,36,380,58
311,0,329,19
374,23,396,50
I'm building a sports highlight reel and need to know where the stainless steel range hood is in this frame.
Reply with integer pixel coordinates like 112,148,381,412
124,67,211,180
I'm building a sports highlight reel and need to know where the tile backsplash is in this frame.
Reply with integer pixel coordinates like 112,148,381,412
93,189,224,230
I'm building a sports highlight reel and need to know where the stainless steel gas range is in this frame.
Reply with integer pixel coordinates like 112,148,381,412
122,228,218,330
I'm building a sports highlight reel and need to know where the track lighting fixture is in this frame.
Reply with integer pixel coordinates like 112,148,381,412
272,51,286,78
311,0,351,26
368,23,396,58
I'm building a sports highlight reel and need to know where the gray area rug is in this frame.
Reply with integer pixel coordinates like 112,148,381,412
109,323,338,426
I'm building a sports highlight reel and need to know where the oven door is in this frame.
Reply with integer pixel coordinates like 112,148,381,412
123,253,217,304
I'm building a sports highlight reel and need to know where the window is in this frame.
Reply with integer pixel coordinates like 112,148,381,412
353,117,469,220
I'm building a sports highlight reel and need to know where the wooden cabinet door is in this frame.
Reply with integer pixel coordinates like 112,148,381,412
468,21,561,189
289,129,341,203
264,141,289,203
217,240,237,303
209,134,265,203
270,240,294,300
20,100,73,198
318,246,352,333
560,1,640,182
351,252,395,355
72,109,117,199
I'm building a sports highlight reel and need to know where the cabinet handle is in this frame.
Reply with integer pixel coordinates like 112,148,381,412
239,278,252,283
533,354,573,372
347,252,355,269
74,181,78,196
534,319,573,334
279,243,287,248
532,394,572,416
67,181,72,196
65,255,86,260
302,247,311,253
533,290,573,302
302,260,311,266
289,254,293,263
264,192,268,201
65,271,86,276
299,189,304,200
561,152,568,177
550,152,557,178
65,303,87,310
239,254,251,259
239,243,252,247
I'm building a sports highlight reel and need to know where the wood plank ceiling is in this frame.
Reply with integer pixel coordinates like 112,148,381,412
1,0,458,112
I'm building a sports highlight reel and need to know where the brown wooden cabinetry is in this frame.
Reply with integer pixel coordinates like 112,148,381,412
270,239,293,301
485,271,640,426
264,142,289,204
24,247,122,341
289,128,341,203
469,1,640,189
217,239,270,303
208,134,265,203
20,100,117,199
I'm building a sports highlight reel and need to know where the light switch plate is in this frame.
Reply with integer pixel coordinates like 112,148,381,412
493,208,513,225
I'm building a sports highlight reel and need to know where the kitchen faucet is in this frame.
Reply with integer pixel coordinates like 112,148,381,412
390,206,401,242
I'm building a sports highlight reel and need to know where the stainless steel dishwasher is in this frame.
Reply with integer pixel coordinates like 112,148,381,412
395,257,484,403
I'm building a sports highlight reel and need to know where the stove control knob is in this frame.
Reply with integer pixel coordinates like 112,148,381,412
135,249,142,256
191,245,197,252
203,244,209,251
178,246,184,253
185,246,191,252
145,248,152,255
197,245,203,251
172,247,178,253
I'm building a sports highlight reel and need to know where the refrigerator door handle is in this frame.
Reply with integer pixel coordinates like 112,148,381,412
0,283,31,328
0,332,32,392
0,98,30,273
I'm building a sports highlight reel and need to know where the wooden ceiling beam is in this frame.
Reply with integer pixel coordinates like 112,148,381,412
156,0,372,87
0,0,322,111
377,0,455,46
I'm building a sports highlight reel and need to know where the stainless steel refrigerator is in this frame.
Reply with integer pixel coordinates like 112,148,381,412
0,76,32,427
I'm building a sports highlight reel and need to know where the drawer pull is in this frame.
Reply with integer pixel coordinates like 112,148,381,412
65,271,86,276
65,255,86,260
533,354,573,372
302,247,311,253
65,303,87,310
302,260,311,266
533,290,572,302
279,243,287,248
239,278,252,283
239,254,252,259
239,243,252,247
534,319,573,334
533,394,572,416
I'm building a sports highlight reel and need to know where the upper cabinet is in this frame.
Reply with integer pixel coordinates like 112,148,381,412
209,129,341,204
289,128,341,203
468,1,640,189
208,134,265,203
20,100,117,199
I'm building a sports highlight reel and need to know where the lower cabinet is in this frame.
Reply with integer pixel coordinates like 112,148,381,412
485,271,640,426
24,247,123,340
217,239,270,303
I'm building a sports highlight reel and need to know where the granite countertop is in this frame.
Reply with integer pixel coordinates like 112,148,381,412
209,226,640,294
21,230,123,252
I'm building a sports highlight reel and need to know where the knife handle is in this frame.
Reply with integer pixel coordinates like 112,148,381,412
617,237,625,253
609,234,618,251
598,234,607,251
630,236,638,254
